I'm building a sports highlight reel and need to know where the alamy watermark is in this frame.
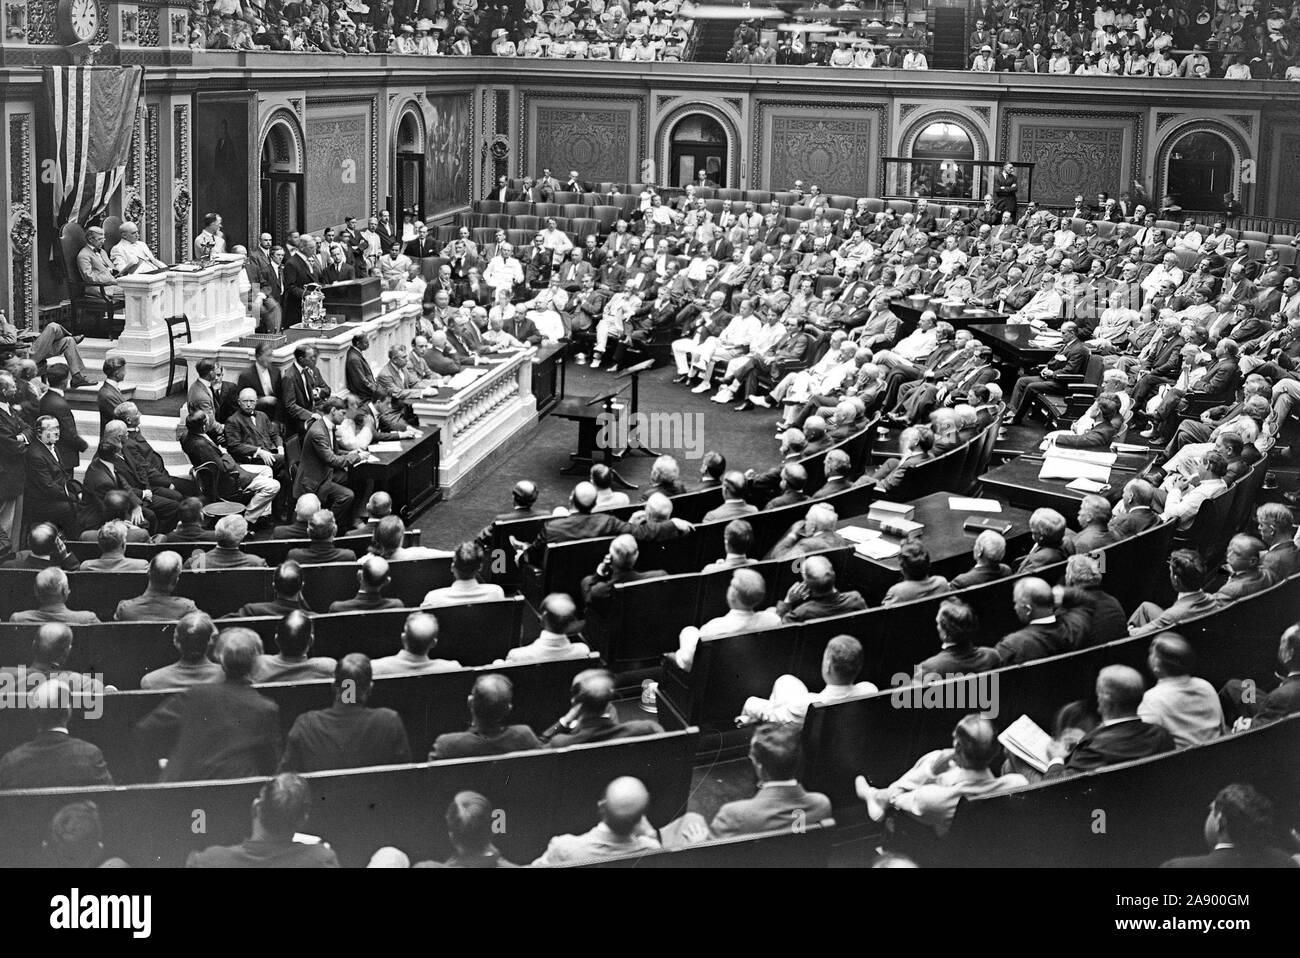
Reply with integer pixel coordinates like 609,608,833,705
889,671,1000,719
595,411,705,460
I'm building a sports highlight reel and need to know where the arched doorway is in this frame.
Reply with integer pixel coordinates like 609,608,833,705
259,119,304,242
669,113,727,188
1165,131,1234,211
908,121,976,200
393,110,425,224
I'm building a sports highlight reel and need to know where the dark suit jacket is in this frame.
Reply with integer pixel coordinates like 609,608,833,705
180,432,248,499
97,381,125,433
78,458,139,528
522,512,632,566
993,618,1073,665
1059,585,1127,646
1064,717,1175,773
544,716,664,749
280,365,330,437
0,730,113,789
293,417,351,498
322,262,356,285
0,404,32,500
1162,846,1299,868
1256,675,1300,724
916,644,1001,677
39,389,87,471
1108,506,1160,540
236,364,284,416
345,347,380,403
282,252,319,326
431,724,544,760
24,441,77,512
136,680,281,781
279,704,410,773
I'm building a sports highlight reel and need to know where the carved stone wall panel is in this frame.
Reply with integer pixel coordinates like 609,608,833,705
173,103,191,260
1001,110,1140,207
8,112,34,329
1274,130,1300,221
305,99,374,232
533,106,633,184
144,104,159,250
767,114,875,197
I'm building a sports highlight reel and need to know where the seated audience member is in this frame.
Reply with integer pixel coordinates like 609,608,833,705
369,515,452,562
642,454,687,499
1160,450,1230,531
361,492,393,530
3,522,80,570
702,471,758,522
882,541,951,605
9,567,99,624
1161,784,1299,869
1227,623,1300,730
371,611,463,676
286,509,357,565
414,792,516,869
328,555,405,612
814,450,855,498
1138,633,1225,748
500,593,593,664
775,553,867,622
43,801,128,868
863,425,934,493
140,611,223,690
114,551,198,621
273,493,322,539
1055,554,1127,645
674,568,782,670
186,514,266,570
253,610,336,683
521,482,632,565
580,533,668,617
627,491,693,542
1256,503,1300,582
233,560,313,617
0,680,113,790
186,773,338,868
987,577,1074,665
765,502,851,560
430,673,545,760
78,489,149,544
1108,478,1162,539
136,629,281,781
160,497,219,543
1049,393,1123,449
855,716,1028,836
279,654,410,773
676,723,832,844
1058,665,1176,773
1214,534,1271,604
0,624,107,697
915,598,1000,679
764,463,810,510
180,411,280,525
1066,495,1118,555
1127,549,1218,634
531,776,661,865
589,462,630,511
739,634,877,725
540,668,664,748
950,530,1012,588
1016,508,1069,572
703,519,757,570
423,541,507,607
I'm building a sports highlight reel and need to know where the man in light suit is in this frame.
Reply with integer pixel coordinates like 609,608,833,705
74,226,122,302
1127,549,1220,634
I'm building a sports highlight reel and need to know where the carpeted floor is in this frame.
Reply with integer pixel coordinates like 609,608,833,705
410,360,795,549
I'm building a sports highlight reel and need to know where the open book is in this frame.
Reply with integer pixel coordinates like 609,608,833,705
998,714,1059,774
1039,457,1111,483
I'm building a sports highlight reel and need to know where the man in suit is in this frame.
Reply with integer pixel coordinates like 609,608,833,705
187,772,339,868
282,234,323,327
293,398,361,529
431,673,544,760
235,341,284,423
1257,503,1300,583
1006,321,1090,424
78,438,156,535
1061,665,1176,773
136,629,281,782
37,367,87,471
327,554,402,611
139,611,224,690
702,471,759,523
521,481,632,567
321,242,356,285
180,411,280,524
344,332,380,403
245,232,274,286
579,534,668,618
280,343,331,440
485,174,517,203
1162,784,1298,868
0,371,30,554
1108,478,1161,540
539,668,663,748
9,565,101,624
1128,549,1220,634
74,225,122,304
23,415,79,535
419,330,465,377
113,551,197,621
986,577,1075,665
0,679,113,789
531,775,661,865
279,653,410,773
404,223,439,260
186,357,225,427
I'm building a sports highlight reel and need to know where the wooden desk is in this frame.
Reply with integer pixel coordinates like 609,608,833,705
978,451,1155,517
532,341,567,417
839,490,1034,600
351,426,442,521
969,323,1056,370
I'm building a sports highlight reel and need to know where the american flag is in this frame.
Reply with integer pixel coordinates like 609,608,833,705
45,65,143,231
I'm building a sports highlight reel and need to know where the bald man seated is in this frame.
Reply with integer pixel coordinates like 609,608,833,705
1058,665,1176,773
540,668,663,748
328,555,405,613
253,610,337,683
223,387,285,477
500,593,593,664
774,553,867,623
983,577,1076,665
674,569,782,672
371,611,463,677
113,551,199,621
430,673,545,760
531,776,662,865
738,633,878,724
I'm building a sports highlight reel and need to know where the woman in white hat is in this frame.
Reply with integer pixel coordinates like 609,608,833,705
395,23,418,53
491,28,517,55
415,19,439,54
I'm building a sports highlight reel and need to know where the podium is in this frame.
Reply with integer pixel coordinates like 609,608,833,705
322,277,383,323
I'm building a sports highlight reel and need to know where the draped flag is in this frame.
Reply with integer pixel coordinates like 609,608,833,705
44,65,143,233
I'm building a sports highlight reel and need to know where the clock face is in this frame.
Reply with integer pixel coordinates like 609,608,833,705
60,0,100,43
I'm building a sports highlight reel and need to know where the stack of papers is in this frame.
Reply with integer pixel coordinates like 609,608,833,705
367,441,403,453
837,525,881,544
948,497,1002,513
1039,445,1115,483
1066,477,1108,493
855,538,901,560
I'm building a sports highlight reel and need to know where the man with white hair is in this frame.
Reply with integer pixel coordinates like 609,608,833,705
689,298,763,393
109,221,167,274
765,502,852,560
483,242,524,298
188,514,266,569
74,225,123,304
